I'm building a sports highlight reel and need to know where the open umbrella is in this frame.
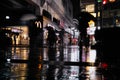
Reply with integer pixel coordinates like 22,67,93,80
79,11,96,22
20,14,37,21
77,11,96,31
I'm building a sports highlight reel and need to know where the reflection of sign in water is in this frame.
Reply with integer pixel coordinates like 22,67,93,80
70,66,79,77
35,21,42,28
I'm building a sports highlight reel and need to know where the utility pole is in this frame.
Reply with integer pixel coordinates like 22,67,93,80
95,0,103,29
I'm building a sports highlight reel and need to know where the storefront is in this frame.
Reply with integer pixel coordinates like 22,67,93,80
2,26,29,46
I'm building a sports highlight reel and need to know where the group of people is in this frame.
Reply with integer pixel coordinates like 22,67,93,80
46,26,71,47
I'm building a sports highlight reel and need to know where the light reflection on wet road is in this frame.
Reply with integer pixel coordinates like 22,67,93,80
11,47,29,60
0,46,103,80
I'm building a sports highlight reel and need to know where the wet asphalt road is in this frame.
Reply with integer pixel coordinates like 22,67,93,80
0,45,108,80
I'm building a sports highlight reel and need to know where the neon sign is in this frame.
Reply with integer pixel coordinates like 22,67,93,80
35,21,42,28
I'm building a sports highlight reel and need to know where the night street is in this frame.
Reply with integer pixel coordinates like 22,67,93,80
0,45,104,80
0,0,120,80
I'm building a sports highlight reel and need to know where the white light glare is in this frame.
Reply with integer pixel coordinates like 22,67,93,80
7,59,11,62
6,16,10,19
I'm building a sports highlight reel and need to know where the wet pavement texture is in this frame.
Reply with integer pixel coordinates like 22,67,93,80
0,45,111,80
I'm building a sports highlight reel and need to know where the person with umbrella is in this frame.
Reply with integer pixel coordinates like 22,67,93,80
77,11,96,52
46,26,57,47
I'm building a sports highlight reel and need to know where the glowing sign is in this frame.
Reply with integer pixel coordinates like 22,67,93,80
87,27,96,35
86,4,95,12
35,21,42,28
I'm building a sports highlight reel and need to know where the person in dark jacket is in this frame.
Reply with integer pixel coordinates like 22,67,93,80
46,26,57,47
0,31,12,50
